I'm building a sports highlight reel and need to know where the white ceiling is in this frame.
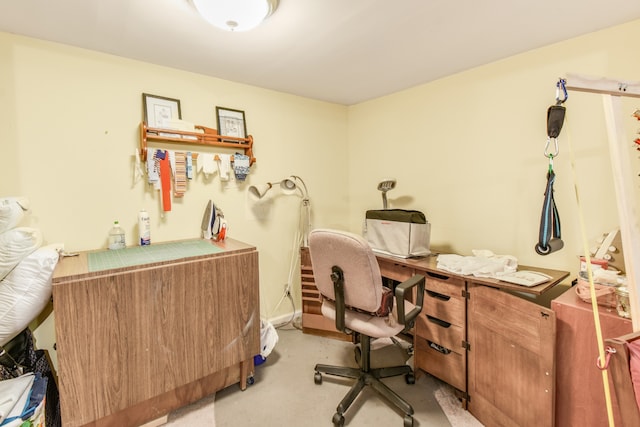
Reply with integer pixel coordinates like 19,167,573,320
1,0,640,105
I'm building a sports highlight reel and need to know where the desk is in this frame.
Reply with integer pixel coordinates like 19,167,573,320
300,248,569,427
552,287,632,427
52,238,259,427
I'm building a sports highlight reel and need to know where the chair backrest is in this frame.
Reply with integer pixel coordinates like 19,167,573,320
308,228,383,314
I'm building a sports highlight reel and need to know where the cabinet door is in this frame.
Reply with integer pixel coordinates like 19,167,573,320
467,283,555,427
54,251,259,427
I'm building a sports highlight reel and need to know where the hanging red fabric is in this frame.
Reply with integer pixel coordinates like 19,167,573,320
159,151,172,212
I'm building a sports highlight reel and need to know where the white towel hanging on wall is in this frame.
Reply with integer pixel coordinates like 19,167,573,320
217,154,231,181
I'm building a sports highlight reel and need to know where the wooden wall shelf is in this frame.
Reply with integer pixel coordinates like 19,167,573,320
139,122,255,165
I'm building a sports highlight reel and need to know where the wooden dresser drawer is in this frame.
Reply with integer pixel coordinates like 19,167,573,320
422,289,465,326
378,258,415,282
424,271,465,295
421,271,465,324
415,312,464,354
415,336,466,391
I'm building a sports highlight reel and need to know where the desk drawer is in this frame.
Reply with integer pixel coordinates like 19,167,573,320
378,259,415,282
415,313,464,354
415,336,465,391
422,289,465,326
425,271,464,295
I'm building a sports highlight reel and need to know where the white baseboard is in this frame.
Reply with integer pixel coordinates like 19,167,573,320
268,310,302,328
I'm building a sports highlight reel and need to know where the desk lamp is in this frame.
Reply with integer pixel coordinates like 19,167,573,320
378,178,396,209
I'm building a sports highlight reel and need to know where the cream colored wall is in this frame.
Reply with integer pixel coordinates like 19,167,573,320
347,20,640,280
0,33,349,368
2,20,640,371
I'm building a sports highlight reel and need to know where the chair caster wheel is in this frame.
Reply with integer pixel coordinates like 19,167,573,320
246,375,255,386
404,414,414,427
405,372,415,384
314,372,323,384
332,412,345,426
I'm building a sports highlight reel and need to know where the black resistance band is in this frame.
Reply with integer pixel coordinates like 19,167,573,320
535,170,564,255
536,79,567,255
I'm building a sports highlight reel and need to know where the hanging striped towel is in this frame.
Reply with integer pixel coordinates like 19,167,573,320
233,154,250,181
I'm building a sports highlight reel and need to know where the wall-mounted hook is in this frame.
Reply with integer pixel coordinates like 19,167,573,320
555,78,568,105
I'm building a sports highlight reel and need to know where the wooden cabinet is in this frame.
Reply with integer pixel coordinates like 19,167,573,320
376,254,567,425
52,238,260,427
552,287,632,427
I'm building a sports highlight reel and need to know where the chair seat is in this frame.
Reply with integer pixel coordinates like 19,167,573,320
321,299,415,338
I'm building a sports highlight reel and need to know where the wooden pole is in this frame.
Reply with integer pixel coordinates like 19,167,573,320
601,95,640,329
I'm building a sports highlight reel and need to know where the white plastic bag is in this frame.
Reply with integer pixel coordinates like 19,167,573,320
259,319,278,358
0,197,29,234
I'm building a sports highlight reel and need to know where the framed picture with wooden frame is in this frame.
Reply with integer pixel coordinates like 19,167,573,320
143,93,182,128
216,106,247,142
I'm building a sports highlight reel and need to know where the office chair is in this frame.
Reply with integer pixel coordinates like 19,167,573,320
308,229,425,427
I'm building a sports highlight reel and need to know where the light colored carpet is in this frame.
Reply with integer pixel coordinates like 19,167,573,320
434,384,484,427
165,327,483,426
165,392,216,426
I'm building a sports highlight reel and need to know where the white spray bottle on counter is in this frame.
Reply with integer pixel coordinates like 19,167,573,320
138,210,150,246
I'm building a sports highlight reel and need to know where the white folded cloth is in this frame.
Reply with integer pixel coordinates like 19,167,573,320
437,250,518,278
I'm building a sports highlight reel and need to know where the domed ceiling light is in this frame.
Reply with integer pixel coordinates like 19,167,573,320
192,0,279,32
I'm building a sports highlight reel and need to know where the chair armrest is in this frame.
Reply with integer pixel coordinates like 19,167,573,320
394,274,425,327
